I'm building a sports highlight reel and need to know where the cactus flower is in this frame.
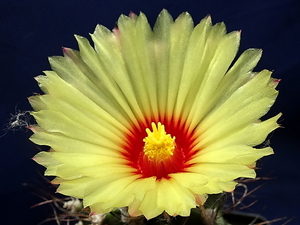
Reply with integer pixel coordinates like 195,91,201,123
29,10,280,220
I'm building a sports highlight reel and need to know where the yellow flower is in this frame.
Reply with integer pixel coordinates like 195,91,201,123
29,10,280,219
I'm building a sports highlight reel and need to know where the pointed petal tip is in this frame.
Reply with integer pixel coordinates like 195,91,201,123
31,157,37,162
205,14,212,21
47,56,53,62
27,126,35,132
275,113,283,125
129,11,137,18
62,47,72,54
266,77,281,89
62,47,72,57
159,8,171,17
112,27,120,39
62,47,68,52
74,34,84,41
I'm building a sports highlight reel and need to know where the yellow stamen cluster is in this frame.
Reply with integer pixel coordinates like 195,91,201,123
143,122,176,162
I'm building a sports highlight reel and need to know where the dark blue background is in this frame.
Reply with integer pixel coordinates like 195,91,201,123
0,0,299,224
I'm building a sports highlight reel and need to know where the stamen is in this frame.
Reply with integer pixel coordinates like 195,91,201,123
143,122,176,163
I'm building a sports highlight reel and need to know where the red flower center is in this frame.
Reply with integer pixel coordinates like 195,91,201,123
122,116,197,180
